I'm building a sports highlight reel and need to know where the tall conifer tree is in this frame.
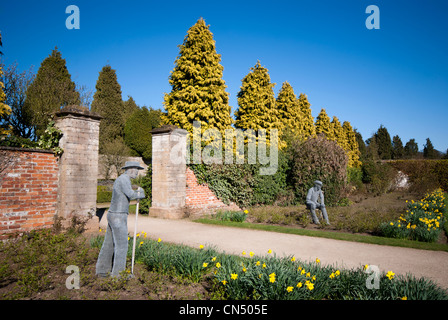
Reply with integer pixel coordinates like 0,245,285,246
315,108,333,139
91,65,124,152
24,48,80,136
235,61,280,148
235,61,278,131
423,138,438,159
298,93,315,138
342,121,361,168
163,18,233,135
374,125,393,160
331,116,348,150
392,135,404,159
276,81,303,138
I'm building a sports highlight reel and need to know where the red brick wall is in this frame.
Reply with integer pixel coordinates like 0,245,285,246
185,167,240,215
0,147,58,240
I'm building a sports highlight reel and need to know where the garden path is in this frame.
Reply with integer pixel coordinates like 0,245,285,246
99,215,448,289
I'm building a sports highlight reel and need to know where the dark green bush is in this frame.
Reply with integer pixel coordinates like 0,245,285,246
97,185,112,203
131,166,152,214
361,160,397,195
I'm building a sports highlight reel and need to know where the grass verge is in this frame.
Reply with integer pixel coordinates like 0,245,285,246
193,218,448,252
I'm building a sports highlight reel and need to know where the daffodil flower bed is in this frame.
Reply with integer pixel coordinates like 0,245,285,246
105,233,448,300
380,188,447,242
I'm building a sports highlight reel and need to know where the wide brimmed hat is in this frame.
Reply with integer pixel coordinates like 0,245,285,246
121,161,144,170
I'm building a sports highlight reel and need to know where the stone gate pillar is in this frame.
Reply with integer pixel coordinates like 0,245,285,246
149,125,188,219
54,105,102,218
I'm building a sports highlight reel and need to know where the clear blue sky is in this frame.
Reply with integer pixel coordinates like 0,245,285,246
1,0,447,152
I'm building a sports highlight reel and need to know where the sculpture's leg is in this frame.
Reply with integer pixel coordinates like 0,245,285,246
95,219,114,277
320,205,330,225
307,202,320,224
108,212,129,277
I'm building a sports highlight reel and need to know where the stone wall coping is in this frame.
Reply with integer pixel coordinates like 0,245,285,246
54,105,102,121
151,125,187,136
0,146,55,154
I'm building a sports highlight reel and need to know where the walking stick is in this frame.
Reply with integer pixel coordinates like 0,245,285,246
131,191,140,275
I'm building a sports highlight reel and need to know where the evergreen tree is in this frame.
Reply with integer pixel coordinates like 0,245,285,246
298,93,315,138
91,65,124,153
315,108,333,139
24,47,80,137
404,139,419,159
392,135,404,159
374,125,392,160
235,61,279,134
423,138,438,159
163,18,233,136
366,135,379,160
123,96,139,124
342,121,361,168
354,129,367,161
276,81,303,138
124,107,162,162
442,149,448,160
331,116,348,151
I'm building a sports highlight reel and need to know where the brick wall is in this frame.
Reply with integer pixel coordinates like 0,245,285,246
0,147,58,240
185,167,240,216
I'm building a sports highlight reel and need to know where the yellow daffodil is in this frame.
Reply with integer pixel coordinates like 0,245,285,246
329,273,335,279
202,263,208,268
297,282,303,288
249,251,254,257
231,273,238,280
386,271,395,280
221,280,227,285
305,282,314,291
199,244,204,249
267,249,272,254
212,257,216,262
401,296,407,300
158,238,162,243
291,256,296,262
216,262,221,268
256,261,261,266
242,251,246,255
316,258,320,264
287,286,294,292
